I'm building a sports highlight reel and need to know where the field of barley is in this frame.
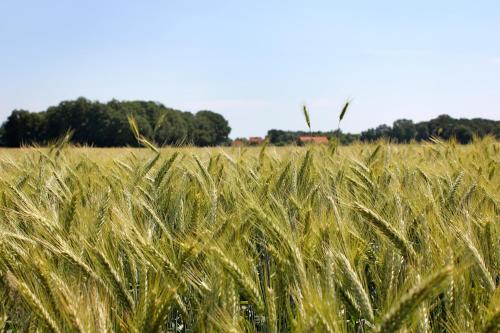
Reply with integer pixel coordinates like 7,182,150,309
0,138,498,332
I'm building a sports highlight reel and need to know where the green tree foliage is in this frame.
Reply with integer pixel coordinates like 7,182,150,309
360,114,499,143
391,119,417,142
0,98,231,147
267,114,498,146
2,110,47,147
193,110,231,146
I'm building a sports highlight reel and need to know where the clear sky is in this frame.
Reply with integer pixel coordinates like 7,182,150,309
1,0,499,138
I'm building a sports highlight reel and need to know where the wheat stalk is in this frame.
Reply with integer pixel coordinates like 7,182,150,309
376,266,453,333
335,253,374,322
303,105,311,132
354,202,417,262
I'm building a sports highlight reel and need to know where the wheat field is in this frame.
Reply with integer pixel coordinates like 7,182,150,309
0,138,498,332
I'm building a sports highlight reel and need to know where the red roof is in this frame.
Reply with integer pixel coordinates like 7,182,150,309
249,137,265,144
298,136,329,144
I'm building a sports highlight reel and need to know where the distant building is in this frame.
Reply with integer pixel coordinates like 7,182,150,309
232,139,245,147
297,136,329,145
249,137,265,145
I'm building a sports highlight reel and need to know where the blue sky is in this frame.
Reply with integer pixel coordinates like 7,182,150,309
1,0,499,138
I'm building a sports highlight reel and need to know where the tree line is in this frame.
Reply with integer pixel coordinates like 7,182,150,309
359,115,499,143
266,130,359,146
266,114,499,145
1,100,498,147
0,98,231,147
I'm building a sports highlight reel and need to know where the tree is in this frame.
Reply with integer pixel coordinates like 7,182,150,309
360,124,391,142
415,123,430,141
428,114,454,139
153,110,193,146
392,119,416,143
2,110,46,147
454,125,473,144
267,130,296,145
0,99,231,147
359,114,498,144
193,111,231,146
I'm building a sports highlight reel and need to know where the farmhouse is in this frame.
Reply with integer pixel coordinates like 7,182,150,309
297,135,329,144
249,137,265,145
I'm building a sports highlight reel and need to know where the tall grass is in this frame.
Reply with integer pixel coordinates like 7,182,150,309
0,137,498,332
